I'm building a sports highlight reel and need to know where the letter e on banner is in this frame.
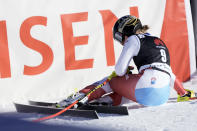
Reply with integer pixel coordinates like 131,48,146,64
61,12,94,70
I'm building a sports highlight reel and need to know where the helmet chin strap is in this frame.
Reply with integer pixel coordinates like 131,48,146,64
114,32,123,43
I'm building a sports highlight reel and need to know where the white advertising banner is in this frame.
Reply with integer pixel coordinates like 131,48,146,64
0,0,195,104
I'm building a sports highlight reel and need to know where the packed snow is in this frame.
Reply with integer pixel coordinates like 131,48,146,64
1,74,197,131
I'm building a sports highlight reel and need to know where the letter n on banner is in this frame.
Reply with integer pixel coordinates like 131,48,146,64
130,7,139,17
99,10,117,66
160,0,190,81
99,7,138,66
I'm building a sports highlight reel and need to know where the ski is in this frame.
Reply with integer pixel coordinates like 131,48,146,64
189,97,197,100
167,96,197,104
14,103,99,119
29,100,129,115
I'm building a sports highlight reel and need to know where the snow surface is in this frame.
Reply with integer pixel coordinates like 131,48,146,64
1,74,197,131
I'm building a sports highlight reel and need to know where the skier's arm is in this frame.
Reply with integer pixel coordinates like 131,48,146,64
115,35,140,76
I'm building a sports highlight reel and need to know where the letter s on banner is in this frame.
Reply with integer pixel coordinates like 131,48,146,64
20,16,54,75
0,21,11,78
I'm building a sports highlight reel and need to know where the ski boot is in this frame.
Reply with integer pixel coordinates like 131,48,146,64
177,89,197,102
56,92,87,108
88,96,113,106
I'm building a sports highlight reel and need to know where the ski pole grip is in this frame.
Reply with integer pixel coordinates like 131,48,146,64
108,71,117,81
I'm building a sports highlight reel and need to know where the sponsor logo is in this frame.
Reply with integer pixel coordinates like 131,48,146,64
154,39,164,46
151,77,156,84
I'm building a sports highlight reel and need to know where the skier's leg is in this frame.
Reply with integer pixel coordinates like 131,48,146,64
171,74,187,96
109,92,134,106
87,74,141,106
171,74,197,101
88,92,133,106
57,77,113,107
79,77,113,102
109,74,142,102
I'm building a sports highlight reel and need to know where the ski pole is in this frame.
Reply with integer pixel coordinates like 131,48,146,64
33,71,117,122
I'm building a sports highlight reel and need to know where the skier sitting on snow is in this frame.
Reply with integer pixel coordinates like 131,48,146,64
57,15,196,108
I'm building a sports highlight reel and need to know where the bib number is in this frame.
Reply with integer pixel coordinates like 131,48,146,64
160,49,167,62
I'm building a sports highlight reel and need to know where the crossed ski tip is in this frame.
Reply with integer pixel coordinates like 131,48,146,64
14,102,99,119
